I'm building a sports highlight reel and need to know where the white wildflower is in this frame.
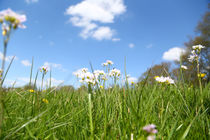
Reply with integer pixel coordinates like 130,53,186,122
109,68,121,77
0,8,27,28
154,76,174,84
164,77,175,84
192,44,205,50
147,135,156,140
93,70,105,78
81,68,88,73
73,68,88,78
106,60,113,65
188,50,199,63
40,66,48,73
181,65,187,70
74,68,97,85
102,60,114,66
143,124,158,134
102,62,108,66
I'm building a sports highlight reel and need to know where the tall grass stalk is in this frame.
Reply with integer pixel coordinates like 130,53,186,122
88,93,94,139
0,26,12,137
29,57,34,87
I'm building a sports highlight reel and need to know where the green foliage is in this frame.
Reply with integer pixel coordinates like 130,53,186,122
140,6,210,85
0,82,209,139
138,62,172,83
180,7,210,83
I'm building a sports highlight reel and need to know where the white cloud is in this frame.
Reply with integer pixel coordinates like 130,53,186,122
129,43,135,48
21,60,31,66
127,76,138,83
4,77,64,87
46,78,64,86
43,62,66,72
112,38,120,42
0,52,18,62
92,26,114,40
65,0,126,40
162,47,186,61
25,0,39,4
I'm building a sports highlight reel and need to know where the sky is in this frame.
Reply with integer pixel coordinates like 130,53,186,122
0,0,209,87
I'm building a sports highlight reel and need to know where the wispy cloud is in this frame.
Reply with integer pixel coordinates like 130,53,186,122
112,38,120,42
129,43,135,48
127,76,137,83
0,52,18,62
25,0,39,4
65,0,126,40
21,60,31,66
43,62,67,72
162,47,186,61
146,44,153,49
4,77,64,87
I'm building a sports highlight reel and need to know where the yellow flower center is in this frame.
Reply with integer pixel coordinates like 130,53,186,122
198,73,206,78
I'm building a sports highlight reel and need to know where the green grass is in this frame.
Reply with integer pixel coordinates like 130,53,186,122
0,81,209,140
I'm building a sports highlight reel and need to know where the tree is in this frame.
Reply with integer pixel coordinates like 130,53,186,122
138,62,172,84
139,4,210,85
180,5,210,83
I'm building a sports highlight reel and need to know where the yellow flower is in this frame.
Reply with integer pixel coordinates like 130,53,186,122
42,98,49,104
154,76,159,79
29,89,34,93
100,85,104,89
197,73,206,78
131,81,135,85
2,30,6,36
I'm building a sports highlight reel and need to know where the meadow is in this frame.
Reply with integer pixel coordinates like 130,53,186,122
0,8,210,140
0,77,209,139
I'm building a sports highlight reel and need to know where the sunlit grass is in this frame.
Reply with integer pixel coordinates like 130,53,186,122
0,81,209,139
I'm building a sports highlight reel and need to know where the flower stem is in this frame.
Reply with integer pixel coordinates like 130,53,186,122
197,60,203,108
0,34,10,137
88,93,94,139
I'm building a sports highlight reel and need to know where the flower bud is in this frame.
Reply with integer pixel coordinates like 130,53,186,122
2,30,7,36
13,24,18,29
4,16,16,23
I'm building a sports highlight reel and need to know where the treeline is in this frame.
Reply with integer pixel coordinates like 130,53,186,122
139,5,210,85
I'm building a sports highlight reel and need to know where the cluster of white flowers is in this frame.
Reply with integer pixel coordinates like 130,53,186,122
188,50,199,63
181,65,188,70
192,44,205,50
143,124,158,140
74,60,123,88
40,66,48,74
73,68,88,77
93,70,105,77
93,70,107,81
154,76,174,84
102,60,114,66
109,68,121,77
0,8,26,36
188,45,205,63
73,68,104,85
80,72,97,85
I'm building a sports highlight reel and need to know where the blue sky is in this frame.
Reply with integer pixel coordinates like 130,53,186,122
0,0,209,87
